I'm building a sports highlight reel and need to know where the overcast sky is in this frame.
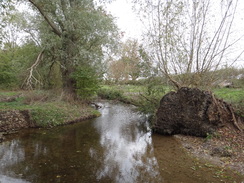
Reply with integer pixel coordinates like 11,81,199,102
106,0,142,40
106,0,244,67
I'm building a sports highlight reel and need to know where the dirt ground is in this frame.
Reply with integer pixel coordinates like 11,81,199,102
175,125,244,176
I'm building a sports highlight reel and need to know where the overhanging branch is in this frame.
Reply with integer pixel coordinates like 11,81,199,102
28,0,62,37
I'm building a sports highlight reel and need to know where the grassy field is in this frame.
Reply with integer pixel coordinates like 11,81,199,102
100,84,243,103
0,90,99,127
101,84,171,94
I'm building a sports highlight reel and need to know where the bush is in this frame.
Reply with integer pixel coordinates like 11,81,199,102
0,62,17,88
71,66,100,99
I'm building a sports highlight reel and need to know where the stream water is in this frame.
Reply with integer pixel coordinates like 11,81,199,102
0,101,241,183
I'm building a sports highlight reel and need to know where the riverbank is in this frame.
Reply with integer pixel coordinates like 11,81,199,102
0,90,100,141
1,88,243,180
175,124,244,176
97,85,244,179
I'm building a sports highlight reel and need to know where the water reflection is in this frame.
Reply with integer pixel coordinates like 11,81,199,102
93,102,162,183
0,101,162,183
0,101,241,183
0,140,25,168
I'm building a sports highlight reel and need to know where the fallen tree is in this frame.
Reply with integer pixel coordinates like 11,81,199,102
154,87,243,137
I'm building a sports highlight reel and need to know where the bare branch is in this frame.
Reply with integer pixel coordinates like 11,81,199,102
22,49,45,90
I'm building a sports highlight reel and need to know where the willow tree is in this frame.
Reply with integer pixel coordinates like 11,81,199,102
23,0,119,94
134,0,243,89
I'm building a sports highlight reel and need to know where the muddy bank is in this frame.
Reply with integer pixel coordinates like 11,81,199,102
175,125,244,176
0,110,33,142
153,134,244,183
0,110,34,132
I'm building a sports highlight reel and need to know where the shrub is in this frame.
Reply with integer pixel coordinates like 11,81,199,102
71,66,100,99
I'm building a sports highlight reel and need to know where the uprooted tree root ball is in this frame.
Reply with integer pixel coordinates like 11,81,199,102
155,87,243,137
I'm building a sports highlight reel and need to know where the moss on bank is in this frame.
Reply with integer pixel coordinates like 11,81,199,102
0,90,100,130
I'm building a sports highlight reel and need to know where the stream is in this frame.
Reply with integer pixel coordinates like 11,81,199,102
0,101,240,183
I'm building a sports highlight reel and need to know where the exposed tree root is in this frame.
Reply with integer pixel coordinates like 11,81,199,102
211,92,242,131
155,87,243,137
227,105,242,131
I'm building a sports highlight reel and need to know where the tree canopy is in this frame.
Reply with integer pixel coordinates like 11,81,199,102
0,0,119,96
134,0,244,88
108,39,152,82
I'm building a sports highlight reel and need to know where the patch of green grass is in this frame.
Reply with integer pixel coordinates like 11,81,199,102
100,84,170,96
213,88,244,116
0,98,29,110
99,84,169,117
213,88,244,103
30,101,99,127
100,84,144,94
97,87,125,100
0,91,20,96
0,90,99,128
90,110,101,117
30,105,68,127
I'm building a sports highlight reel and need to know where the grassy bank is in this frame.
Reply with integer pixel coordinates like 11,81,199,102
2,85,242,129
97,84,244,116
98,84,170,113
0,90,100,128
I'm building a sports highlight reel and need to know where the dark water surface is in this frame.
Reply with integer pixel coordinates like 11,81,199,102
0,102,242,183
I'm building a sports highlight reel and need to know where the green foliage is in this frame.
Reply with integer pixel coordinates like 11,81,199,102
31,0,119,91
204,132,220,141
71,66,100,99
90,110,101,117
233,78,244,88
99,84,169,115
0,42,40,89
0,91,19,96
137,88,165,115
1,0,119,93
133,77,169,114
97,88,125,100
0,59,16,88
48,61,63,89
